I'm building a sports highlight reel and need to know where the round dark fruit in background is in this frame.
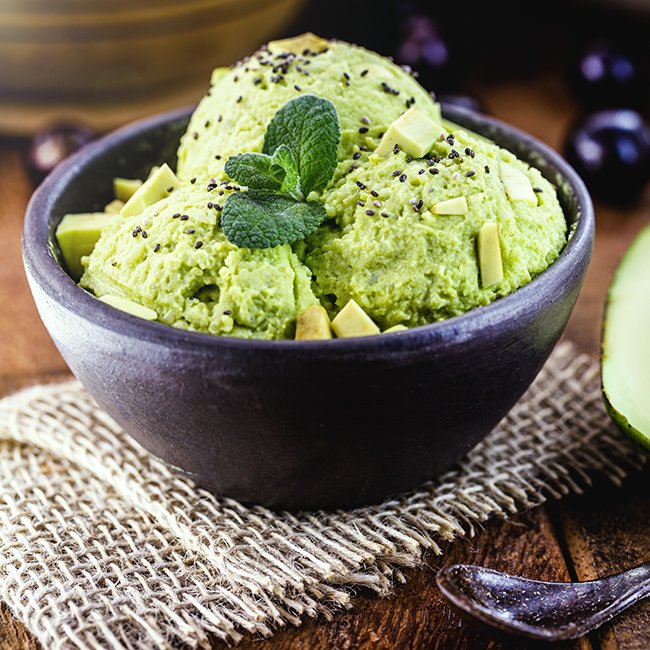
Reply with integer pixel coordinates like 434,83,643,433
29,124,96,183
565,109,650,204
573,42,643,109
395,13,454,91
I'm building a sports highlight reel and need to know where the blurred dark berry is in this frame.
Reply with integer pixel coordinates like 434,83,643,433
28,124,96,182
437,94,485,114
396,14,454,91
572,42,643,109
565,110,650,204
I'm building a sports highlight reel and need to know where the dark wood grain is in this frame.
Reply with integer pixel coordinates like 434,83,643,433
224,508,589,650
0,72,648,648
556,471,650,650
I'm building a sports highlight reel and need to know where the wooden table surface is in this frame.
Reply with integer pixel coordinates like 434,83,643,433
1,74,649,649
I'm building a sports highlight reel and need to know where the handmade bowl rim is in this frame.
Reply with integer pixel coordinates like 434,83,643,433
23,104,594,360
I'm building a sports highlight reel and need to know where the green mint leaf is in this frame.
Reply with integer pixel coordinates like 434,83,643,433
270,144,302,199
221,191,327,249
263,94,341,196
224,152,283,192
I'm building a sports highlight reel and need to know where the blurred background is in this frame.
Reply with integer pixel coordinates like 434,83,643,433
1,0,649,203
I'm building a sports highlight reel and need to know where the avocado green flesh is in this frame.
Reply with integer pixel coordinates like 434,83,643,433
602,224,650,453
56,212,114,281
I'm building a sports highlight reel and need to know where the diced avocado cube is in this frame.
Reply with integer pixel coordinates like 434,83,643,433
55,212,113,280
478,222,504,288
383,324,408,333
500,164,537,205
268,32,329,54
104,199,124,214
376,108,442,158
113,177,142,202
432,196,468,215
210,67,229,86
331,299,380,338
295,305,333,340
98,295,158,321
121,163,179,217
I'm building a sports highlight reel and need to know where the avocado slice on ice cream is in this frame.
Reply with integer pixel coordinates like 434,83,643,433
55,212,114,280
602,224,650,454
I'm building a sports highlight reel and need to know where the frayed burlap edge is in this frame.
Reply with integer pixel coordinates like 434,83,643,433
0,342,645,649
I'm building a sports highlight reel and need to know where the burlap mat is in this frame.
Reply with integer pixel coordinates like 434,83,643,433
0,343,644,649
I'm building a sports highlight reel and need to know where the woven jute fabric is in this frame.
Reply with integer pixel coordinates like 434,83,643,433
0,343,644,649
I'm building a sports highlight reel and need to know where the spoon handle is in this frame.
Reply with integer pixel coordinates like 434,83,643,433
600,561,650,613
610,562,650,600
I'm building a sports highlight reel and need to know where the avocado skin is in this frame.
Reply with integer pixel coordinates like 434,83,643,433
602,390,650,454
600,223,650,457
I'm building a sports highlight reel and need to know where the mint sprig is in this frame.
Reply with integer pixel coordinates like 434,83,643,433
263,94,340,197
220,192,326,249
221,95,341,249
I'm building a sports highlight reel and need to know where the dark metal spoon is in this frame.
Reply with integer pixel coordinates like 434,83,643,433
436,562,650,641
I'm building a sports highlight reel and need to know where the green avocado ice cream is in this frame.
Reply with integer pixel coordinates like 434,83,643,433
80,33,567,339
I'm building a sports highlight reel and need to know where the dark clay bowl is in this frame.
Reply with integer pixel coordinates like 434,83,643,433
23,105,594,511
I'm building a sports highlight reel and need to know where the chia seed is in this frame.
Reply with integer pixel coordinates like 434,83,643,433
195,241,203,249
365,209,375,216
154,244,161,252
399,173,407,182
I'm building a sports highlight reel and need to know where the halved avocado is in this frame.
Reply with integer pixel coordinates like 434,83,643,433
602,224,650,453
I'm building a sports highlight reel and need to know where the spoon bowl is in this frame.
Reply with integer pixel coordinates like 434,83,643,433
436,562,650,641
